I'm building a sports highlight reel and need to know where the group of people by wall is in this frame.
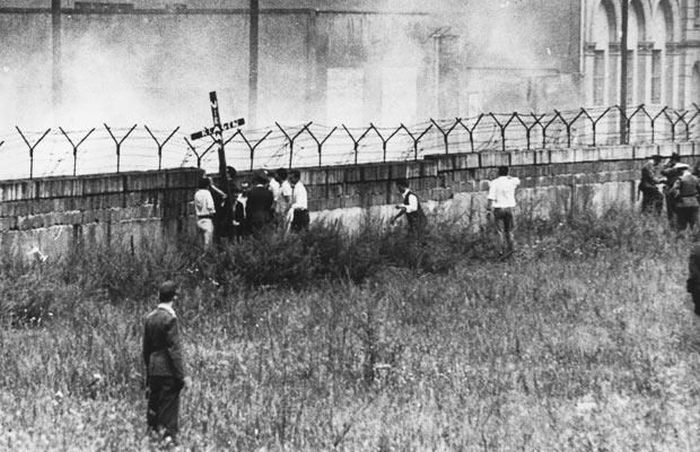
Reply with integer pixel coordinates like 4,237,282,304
640,153,700,232
193,167,309,248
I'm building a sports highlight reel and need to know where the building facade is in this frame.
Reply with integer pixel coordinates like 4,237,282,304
0,0,696,132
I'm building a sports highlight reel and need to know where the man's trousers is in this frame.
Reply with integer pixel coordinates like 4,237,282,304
147,376,182,440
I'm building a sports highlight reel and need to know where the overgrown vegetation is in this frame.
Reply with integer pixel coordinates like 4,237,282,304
1,208,698,450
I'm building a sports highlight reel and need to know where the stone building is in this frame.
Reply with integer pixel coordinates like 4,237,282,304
0,0,696,131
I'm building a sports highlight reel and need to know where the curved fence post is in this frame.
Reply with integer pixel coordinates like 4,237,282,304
400,123,433,161
304,125,337,167
144,126,180,170
430,118,459,154
489,113,517,152
581,107,611,147
540,113,562,150
16,127,51,179
277,122,312,168
239,130,272,171
640,106,667,144
682,107,699,141
456,114,484,153
342,125,371,165
663,109,686,142
183,137,217,169
553,109,585,149
104,123,137,173
513,113,535,150
369,124,402,162
59,127,95,176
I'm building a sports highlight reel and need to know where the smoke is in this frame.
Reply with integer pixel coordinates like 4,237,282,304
0,1,577,175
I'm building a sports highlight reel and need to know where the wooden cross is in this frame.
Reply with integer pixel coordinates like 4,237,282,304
189,91,245,193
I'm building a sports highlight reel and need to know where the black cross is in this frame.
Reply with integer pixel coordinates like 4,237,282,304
189,91,245,193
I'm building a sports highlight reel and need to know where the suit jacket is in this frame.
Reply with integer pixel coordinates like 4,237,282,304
246,185,274,231
143,305,185,382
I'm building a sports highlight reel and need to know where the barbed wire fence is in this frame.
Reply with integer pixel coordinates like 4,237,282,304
0,103,698,180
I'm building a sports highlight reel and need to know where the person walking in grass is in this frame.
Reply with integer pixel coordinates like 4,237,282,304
194,177,216,249
288,169,310,232
486,166,520,256
143,281,188,446
390,178,427,236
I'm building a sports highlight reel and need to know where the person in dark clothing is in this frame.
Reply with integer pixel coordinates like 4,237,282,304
639,155,664,215
670,164,700,232
662,153,684,225
143,281,187,445
390,178,427,235
686,243,700,319
245,171,274,235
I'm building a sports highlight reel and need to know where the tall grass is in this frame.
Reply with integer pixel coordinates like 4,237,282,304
0,208,698,450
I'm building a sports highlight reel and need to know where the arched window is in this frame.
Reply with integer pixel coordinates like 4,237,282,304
652,0,674,106
590,0,616,105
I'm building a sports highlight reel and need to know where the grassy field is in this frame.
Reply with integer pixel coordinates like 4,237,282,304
1,209,699,451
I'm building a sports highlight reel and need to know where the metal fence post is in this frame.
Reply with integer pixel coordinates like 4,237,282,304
277,122,312,168
183,137,217,169
456,114,484,153
104,123,137,173
369,124,401,163
59,127,95,176
400,124,433,161
430,118,459,154
144,125,180,170
342,125,371,165
239,130,272,171
304,125,337,167
16,127,51,179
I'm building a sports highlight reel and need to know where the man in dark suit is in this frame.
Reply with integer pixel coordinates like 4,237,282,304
143,281,187,445
245,171,274,235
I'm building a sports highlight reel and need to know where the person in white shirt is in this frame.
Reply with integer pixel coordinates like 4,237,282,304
194,177,216,249
288,169,309,232
486,166,520,255
390,178,426,235
270,168,293,224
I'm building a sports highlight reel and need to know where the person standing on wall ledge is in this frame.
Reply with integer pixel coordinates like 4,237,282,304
390,178,427,236
639,154,664,215
288,169,310,232
143,281,189,447
194,177,216,249
486,166,520,257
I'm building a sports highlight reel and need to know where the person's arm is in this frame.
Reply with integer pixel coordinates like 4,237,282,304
391,206,406,225
166,317,186,384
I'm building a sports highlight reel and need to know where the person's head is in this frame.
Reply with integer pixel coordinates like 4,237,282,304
670,152,680,163
395,178,409,192
226,166,237,179
198,177,211,189
253,170,268,185
159,280,178,304
275,168,288,183
289,170,301,186
498,166,509,177
652,155,662,165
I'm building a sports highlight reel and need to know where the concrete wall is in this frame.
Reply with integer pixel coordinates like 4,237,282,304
0,168,201,258
1,141,698,258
